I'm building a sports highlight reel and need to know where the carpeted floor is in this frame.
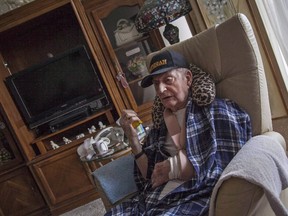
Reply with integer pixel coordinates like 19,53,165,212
60,199,106,216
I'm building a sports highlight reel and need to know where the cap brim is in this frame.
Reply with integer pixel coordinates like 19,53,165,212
140,66,177,88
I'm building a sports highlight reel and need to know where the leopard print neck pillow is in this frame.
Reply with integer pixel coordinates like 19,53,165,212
152,64,216,129
190,64,216,106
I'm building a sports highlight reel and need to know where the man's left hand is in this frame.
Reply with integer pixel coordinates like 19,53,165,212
151,160,170,188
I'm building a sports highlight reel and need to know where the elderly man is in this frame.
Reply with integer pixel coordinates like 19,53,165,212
106,50,252,216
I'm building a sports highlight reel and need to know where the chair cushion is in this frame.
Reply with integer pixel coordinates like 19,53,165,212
152,64,216,129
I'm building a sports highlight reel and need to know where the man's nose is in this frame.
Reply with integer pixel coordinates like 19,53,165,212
158,83,167,93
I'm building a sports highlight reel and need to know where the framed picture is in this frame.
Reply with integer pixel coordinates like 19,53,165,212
197,0,215,28
197,0,236,28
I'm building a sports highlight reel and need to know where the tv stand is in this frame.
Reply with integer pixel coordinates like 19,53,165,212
33,96,110,136
49,106,91,133
31,107,115,155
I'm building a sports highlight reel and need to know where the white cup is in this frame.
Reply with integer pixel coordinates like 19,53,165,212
94,137,110,154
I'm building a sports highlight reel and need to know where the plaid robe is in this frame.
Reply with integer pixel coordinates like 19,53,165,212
106,98,252,216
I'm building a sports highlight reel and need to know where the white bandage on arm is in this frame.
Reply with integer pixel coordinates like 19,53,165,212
168,150,195,180
168,154,180,180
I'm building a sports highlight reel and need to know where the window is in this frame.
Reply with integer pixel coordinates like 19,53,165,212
255,0,288,90
248,0,288,111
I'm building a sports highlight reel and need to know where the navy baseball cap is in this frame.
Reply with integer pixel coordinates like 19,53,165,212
140,50,188,88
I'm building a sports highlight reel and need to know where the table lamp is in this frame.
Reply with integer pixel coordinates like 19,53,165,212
135,0,192,45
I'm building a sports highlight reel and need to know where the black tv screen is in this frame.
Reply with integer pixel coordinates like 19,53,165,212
5,45,109,130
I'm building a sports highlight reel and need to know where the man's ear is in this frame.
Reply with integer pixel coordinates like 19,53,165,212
186,70,193,87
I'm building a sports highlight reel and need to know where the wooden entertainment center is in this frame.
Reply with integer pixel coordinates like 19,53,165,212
0,0,164,215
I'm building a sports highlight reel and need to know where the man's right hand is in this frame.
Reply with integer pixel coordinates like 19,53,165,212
119,109,140,139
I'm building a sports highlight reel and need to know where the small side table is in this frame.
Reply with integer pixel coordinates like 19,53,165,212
80,142,132,185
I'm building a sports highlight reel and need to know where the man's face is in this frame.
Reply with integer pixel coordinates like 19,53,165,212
152,69,192,112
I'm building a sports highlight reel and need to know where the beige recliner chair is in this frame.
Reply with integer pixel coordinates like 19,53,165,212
92,13,288,215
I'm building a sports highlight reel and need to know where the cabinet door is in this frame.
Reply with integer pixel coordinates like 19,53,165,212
84,0,164,122
0,104,23,172
31,145,96,208
0,166,47,216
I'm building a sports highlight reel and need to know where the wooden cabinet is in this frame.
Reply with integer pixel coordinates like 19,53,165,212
0,0,165,214
0,0,110,214
31,145,97,215
31,108,115,157
0,104,47,215
0,166,48,216
0,104,23,171
83,0,165,123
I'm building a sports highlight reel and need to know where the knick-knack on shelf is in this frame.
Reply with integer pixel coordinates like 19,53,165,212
50,141,60,149
88,125,97,134
76,133,85,140
63,137,72,144
98,121,106,130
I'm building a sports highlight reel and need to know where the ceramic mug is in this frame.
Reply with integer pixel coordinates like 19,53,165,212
94,137,110,154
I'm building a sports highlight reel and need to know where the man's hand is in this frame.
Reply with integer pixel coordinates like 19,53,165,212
119,109,140,138
151,160,170,188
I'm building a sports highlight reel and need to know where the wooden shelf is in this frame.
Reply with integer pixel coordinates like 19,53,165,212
33,107,113,143
128,77,144,85
30,107,115,157
113,35,150,52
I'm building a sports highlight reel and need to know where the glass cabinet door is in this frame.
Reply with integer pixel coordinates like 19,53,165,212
0,104,23,171
87,0,165,121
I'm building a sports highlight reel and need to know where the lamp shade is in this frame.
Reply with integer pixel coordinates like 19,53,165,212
135,0,192,33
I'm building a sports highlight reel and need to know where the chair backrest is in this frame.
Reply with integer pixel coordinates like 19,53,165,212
147,13,272,136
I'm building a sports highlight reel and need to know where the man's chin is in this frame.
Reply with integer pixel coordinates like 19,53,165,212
161,101,176,110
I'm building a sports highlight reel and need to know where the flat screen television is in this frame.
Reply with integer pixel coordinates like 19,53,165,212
5,45,109,131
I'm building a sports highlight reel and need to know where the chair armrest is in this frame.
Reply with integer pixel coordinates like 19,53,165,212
263,131,286,151
210,134,288,216
92,154,138,210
